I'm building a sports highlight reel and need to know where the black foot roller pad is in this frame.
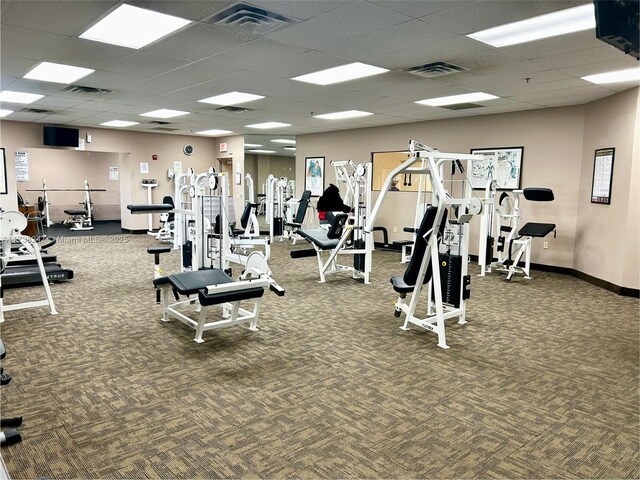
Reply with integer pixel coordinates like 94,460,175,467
290,249,317,259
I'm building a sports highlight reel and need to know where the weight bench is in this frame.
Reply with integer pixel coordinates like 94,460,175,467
63,207,92,231
152,252,284,343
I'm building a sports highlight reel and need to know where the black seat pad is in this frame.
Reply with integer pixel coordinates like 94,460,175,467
147,246,172,254
198,286,264,306
127,204,174,213
298,228,340,250
154,269,233,295
64,210,87,216
518,222,555,238
390,275,414,294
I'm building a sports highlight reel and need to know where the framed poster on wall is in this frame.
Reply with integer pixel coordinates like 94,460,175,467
0,148,7,194
591,147,614,204
469,146,524,190
305,156,325,197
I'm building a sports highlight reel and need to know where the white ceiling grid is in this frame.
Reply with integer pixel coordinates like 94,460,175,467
0,0,636,142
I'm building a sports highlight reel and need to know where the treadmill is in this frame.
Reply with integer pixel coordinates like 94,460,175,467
1,237,73,289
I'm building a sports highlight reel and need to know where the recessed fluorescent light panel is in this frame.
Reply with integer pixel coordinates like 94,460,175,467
245,122,291,129
244,143,263,148
284,146,296,151
140,109,189,119
100,120,140,127
468,4,595,47
23,62,94,84
79,4,191,49
313,110,374,120
292,62,389,86
0,109,14,118
270,139,296,144
248,149,277,154
196,129,233,136
581,67,640,84
199,91,264,106
415,92,498,107
0,90,44,104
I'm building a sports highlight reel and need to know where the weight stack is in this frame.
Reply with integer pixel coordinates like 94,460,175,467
273,218,284,236
436,253,462,308
353,239,365,271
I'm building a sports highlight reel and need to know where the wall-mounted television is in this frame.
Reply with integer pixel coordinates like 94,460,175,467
594,0,639,59
43,125,79,147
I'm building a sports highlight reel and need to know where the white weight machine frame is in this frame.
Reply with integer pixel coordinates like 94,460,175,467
366,140,483,348
0,211,58,323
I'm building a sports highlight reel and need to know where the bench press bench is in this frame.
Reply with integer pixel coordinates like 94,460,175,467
152,252,284,343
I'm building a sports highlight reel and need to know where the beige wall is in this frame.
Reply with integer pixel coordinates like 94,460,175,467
298,106,586,268
575,88,639,289
0,120,242,229
15,148,120,221
297,89,639,288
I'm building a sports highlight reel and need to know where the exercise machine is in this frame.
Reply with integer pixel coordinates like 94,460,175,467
0,211,59,323
27,179,105,229
265,174,288,242
366,140,483,348
153,251,284,343
0,339,23,447
478,184,556,279
283,190,312,243
477,184,557,278
293,161,373,284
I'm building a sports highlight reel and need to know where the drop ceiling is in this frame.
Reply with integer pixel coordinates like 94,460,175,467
0,0,637,141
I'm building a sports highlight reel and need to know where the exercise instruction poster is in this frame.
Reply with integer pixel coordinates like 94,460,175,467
14,151,29,182
591,148,614,204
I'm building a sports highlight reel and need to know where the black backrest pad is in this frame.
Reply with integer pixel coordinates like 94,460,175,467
523,188,554,202
240,202,253,229
301,190,312,202
403,206,447,287
293,199,309,224
327,213,348,239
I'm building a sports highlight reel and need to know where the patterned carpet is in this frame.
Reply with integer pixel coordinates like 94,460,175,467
1,234,638,479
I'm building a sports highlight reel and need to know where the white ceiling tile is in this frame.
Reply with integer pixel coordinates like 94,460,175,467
73,100,119,112
0,56,40,77
4,78,68,95
199,38,308,69
106,52,192,79
126,0,235,21
421,0,589,34
511,46,631,72
319,19,455,59
47,37,133,70
122,62,243,96
1,76,18,89
37,96,87,108
497,78,588,97
368,0,475,18
245,50,349,78
145,23,257,61
556,58,640,78
266,1,412,49
0,25,69,59
249,1,353,20
510,84,612,103
360,34,498,70
100,92,166,107
530,92,614,107
74,71,146,92
0,0,118,36
500,30,605,60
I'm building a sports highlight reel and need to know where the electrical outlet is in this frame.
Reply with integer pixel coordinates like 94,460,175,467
393,226,398,233
543,241,549,249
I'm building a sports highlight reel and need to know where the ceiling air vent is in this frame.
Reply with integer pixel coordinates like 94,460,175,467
20,107,56,114
61,85,112,95
206,3,296,35
440,103,484,110
216,106,254,113
405,62,466,79
151,127,180,132
147,120,172,125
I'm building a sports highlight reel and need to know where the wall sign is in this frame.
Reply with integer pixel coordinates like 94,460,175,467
469,146,524,190
14,150,29,183
591,147,614,204
0,148,7,194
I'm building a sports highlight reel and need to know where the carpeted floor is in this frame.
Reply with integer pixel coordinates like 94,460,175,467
1,234,638,479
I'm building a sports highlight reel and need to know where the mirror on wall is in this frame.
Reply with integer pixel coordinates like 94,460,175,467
243,135,296,198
